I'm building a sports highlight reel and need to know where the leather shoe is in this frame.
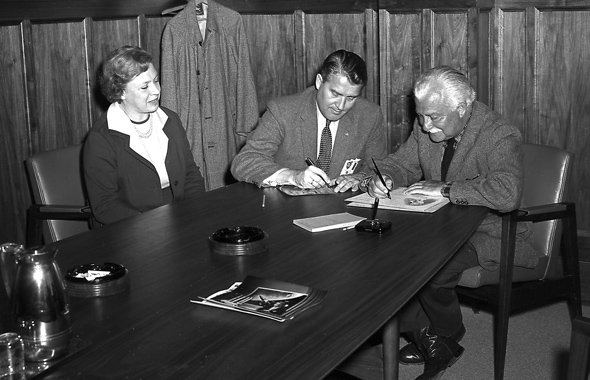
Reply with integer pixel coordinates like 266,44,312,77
400,324,465,365
415,328,464,380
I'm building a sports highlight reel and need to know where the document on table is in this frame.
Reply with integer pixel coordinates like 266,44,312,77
292,212,366,232
345,187,449,213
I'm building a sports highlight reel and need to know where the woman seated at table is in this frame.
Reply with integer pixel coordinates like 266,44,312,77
84,45,205,225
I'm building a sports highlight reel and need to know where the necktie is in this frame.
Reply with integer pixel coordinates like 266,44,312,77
440,138,456,182
317,119,332,173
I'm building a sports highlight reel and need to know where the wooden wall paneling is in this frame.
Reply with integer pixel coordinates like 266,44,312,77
431,11,469,73
378,10,422,152
536,9,590,230
242,13,299,113
21,20,37,151
83,18,99,128
0,23,30,243
364,9,379,105
90,18,142,115
294,10,307,92
304,12,373,96
490,7,502,110
476,9,491,105
0,0,180,22
145,16,172,72
499,9,527,129
0,0,381,22
29,20,90,151
467,8,479,91
421,9,434,71
525,7,540,144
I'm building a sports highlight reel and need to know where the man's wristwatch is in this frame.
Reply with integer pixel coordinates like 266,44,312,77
441,182,452,198
359,175,372,192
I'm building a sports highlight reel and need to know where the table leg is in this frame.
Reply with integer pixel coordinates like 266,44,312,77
382,316,399,380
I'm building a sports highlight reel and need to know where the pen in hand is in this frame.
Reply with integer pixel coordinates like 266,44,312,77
305,156,330,186
371,158,391,199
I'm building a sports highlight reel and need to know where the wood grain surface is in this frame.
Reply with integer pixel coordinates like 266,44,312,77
20,183,487,379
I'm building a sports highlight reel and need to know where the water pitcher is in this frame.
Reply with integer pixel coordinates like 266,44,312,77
0,243,72,362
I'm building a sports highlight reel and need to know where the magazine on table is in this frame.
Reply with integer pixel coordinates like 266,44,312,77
191,276,327,322
345,187,449,213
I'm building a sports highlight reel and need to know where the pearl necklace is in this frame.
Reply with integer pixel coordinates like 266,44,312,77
130,115,153,139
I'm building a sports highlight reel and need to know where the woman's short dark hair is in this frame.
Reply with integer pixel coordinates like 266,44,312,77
99,46,153,103
318,49,367,86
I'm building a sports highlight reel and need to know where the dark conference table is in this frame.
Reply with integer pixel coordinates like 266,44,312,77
34,182,487,379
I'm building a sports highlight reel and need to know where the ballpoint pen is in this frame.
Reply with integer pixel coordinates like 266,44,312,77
305,156,330,186
371,158,391,199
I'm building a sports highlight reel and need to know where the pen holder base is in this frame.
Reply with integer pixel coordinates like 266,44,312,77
355,219,392,234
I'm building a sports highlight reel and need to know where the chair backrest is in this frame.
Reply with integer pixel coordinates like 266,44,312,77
521,143,573,279
25,144,90,242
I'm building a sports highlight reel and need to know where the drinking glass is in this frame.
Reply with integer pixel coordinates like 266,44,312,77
0,332,25,379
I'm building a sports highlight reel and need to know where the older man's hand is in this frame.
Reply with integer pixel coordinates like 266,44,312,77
404,180,445,197
367,175,393,198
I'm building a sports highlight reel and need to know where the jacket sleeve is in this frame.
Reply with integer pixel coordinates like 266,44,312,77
230,101,285,186
171,113,206,197
356,108,388,175
376,122,425,187
160,24,178,112
83,131,140,224
449,125,523,212
234,16,259,139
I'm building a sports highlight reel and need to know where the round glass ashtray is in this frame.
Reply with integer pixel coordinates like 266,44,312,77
209,226,268,256
65,263,129,297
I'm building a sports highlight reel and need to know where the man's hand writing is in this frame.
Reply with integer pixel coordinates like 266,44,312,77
291,166,330,189
367,175,393,198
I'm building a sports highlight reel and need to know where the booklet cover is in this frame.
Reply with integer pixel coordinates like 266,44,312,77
190,276,327,322
345,187,449,213
292,212,366,232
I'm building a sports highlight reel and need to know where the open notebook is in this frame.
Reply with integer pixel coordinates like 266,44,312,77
345,188,449,213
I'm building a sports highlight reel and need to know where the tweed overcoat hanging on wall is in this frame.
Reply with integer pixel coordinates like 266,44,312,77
161,0,259,190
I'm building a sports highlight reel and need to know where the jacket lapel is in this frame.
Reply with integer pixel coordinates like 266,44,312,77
330,115,355,176
446,101,484,180
299,89,319,163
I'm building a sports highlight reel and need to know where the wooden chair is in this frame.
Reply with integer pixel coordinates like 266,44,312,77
568,315,590,380
25,144,93,246
456,143,582,380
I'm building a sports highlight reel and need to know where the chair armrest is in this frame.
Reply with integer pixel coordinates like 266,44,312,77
516,202,574,223
29,204,92,221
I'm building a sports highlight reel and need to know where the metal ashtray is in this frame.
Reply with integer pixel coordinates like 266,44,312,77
209,226,268,256
65,263,129,297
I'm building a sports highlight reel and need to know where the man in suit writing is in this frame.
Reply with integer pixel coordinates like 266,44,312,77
364,66,538,379
231,49,387,192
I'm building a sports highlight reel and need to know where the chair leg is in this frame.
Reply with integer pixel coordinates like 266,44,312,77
382,316,399,380
493,213,517,380
494,310,509,380
568,317,590,380
564,206,582,319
